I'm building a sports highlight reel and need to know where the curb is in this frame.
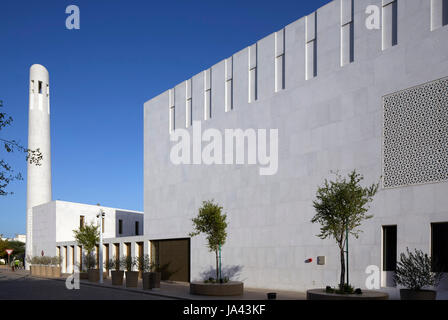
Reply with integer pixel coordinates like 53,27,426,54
28,274,190,300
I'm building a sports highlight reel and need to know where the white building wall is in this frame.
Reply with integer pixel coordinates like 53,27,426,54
32,202,56,257
143,0,448,291
32,201,143,260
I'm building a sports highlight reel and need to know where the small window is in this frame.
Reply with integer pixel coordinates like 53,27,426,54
80,216,85,228
135,221,139,236
431,223,448,272
383,225,397,271
118,219,123,234
38,81,42,94
102,217,105,233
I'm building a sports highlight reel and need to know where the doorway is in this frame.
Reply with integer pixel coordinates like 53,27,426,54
151,238,190,282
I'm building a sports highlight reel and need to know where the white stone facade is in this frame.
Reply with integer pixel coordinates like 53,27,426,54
28,0,448,293
143,0,448,291
33,201,143,258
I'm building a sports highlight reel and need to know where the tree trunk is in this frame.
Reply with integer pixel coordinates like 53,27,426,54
339,246,345,290
215,249,219,281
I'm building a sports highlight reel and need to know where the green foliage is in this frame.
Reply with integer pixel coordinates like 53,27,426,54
325,284,359,295
190,200,228,281
40,256,52,266
312,170,378,243
123,256,136,272
83,252,96,270
204,277,229,284
190,200,228,253
394,248,443,291
0,100,42,196
5,241,25,259
0,238,10,259
50,256,62,266
107,258,122,271
137,254,153,273
73,223,99,255
312,170,379,288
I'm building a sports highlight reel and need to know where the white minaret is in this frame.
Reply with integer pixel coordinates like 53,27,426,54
26,64,52,267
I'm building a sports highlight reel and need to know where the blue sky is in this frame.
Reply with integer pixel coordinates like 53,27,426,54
0,0,331,237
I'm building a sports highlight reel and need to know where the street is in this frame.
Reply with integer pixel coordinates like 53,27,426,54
0,270,171,300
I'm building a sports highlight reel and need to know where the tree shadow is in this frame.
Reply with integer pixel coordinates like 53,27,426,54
199,265,244,281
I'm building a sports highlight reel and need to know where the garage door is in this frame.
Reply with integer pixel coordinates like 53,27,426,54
151,239,190,282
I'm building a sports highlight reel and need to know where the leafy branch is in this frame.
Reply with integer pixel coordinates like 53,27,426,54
0,100,43,196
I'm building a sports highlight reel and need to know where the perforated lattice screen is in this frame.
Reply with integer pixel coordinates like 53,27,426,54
383,77,448,188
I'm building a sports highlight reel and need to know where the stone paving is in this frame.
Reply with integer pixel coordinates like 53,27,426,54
0,268,307,300
0,269,169,300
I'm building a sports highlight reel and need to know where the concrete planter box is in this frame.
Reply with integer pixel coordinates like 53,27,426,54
190,281,244,296
44,266,52,278
125,271,139,288
306,289,389,300
35,265,42,276
111,271,124,285
88,269,99,282
142,272,161,290
400,289,437,300
51,266,61,278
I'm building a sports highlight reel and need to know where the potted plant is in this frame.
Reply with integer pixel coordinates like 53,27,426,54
139,255,157,290
84,253,98,282
77,262,88,279
190,200,228,283
137,254,150,280
41,256,52,278
124,256,138,288
148,262,162,290
73,223,100,282
189,200,244,296
394,248,443,300
110,257,124,285
308,170,382,299
50,256,62,278
35,256,43,276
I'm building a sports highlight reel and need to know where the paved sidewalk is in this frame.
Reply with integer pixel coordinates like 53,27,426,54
12,269,306,300
0,269,169,300
65,274,306,300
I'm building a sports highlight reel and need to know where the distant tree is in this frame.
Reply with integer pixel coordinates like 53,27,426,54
190,200,228,281
0,239,25,261
0,100,42,196
0,238,9,259
73,223,99,270
311,170,379,290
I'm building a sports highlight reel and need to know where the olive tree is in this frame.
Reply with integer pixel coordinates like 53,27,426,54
73,223,99,270
1,100,42,196
311,170,379,290
394,248,443,291
190,200,228,281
